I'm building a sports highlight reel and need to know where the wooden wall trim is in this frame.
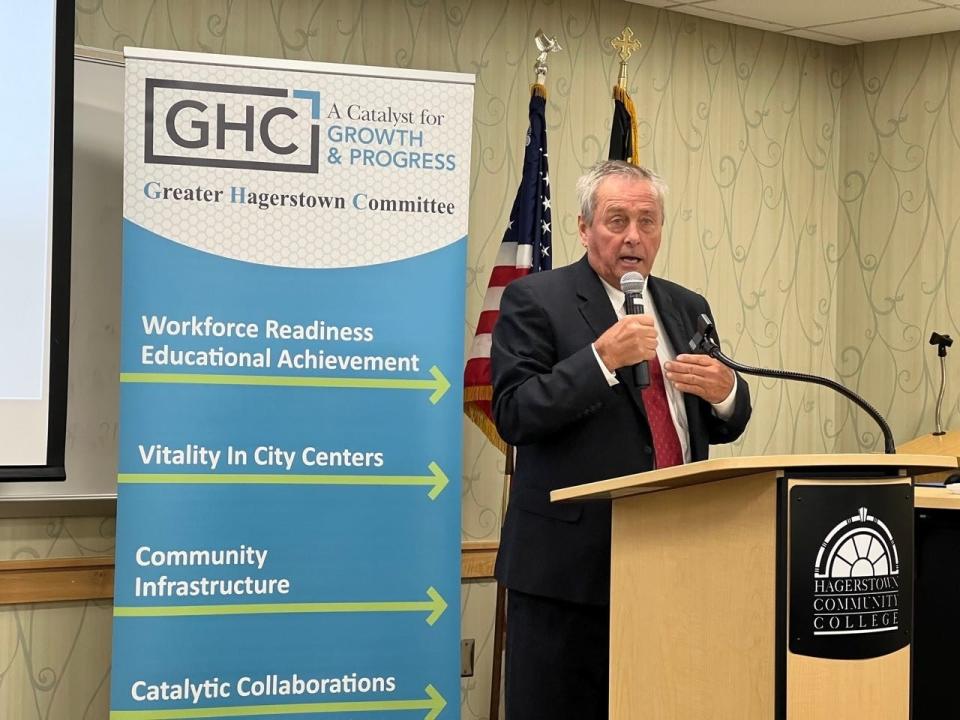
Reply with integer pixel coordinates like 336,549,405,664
0,556,114,605
461,540,498,582
0,542,500,604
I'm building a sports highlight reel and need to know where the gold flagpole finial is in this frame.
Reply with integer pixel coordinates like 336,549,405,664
611,27,641,89
533,29,562,87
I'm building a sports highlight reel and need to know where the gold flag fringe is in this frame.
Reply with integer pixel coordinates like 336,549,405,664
464,387,508,454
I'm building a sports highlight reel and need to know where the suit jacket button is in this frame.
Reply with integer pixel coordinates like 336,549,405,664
643,445,653,454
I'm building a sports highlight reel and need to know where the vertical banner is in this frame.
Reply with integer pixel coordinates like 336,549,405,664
111,48,473,719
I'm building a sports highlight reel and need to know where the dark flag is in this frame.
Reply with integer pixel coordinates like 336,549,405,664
609,85,639,164
464,85,553,451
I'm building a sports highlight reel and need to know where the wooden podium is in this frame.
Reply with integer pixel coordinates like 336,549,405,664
553,453,958,720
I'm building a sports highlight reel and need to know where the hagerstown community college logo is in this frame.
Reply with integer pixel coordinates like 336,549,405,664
812,507,900,636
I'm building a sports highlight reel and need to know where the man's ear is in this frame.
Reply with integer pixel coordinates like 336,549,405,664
577,216,588,248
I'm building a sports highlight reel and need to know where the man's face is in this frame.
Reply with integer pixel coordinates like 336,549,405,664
579,175,663,288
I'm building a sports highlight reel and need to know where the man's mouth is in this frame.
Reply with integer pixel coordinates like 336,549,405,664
620,256,642,266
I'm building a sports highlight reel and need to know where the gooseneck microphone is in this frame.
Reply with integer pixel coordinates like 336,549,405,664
929,332,953,436
620,272,650,389
689,314,897,454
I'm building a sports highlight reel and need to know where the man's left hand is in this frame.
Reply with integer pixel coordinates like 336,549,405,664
663,354,734,404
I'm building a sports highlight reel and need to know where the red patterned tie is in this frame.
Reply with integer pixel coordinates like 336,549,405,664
641,355,683,469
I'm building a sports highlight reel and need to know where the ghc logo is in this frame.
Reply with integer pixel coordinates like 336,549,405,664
145,79,321,173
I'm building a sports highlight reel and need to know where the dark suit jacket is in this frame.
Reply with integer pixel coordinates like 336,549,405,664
491,256,752,605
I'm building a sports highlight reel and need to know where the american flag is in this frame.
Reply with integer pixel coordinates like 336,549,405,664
463,85,552,451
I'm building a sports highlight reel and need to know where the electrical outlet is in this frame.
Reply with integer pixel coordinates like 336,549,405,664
460,638,475,677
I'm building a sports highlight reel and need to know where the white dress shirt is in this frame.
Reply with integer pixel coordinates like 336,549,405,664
590,277,737,464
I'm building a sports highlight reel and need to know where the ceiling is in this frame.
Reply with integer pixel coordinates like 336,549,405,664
625,0,960,44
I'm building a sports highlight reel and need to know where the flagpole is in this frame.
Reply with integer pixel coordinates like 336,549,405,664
487,32,560,720
612,26,640,89
533,28,561,87
488,445,512,720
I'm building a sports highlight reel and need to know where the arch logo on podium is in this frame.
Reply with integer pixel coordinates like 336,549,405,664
790,483,912,660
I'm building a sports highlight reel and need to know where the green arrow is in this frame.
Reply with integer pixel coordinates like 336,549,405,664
120,365,451,404
115,586,448,626
425,365,449,405
117,461,448,500
424,586,448,625
109,683,446,719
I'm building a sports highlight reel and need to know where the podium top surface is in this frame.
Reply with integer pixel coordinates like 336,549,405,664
551,453,959,502
898,430,960,457
915,486,960,510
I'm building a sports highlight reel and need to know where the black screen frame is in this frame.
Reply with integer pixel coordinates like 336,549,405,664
0,0,73,481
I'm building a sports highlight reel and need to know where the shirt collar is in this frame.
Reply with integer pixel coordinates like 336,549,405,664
598,276,624,311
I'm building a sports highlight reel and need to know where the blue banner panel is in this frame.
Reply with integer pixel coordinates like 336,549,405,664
112,48,473,720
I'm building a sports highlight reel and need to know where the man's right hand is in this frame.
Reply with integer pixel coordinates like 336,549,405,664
593,314,658,372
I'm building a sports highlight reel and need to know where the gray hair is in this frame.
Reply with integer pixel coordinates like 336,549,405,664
576,161,668,226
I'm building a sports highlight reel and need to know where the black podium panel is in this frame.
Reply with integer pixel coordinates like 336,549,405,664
914,507,960,719
789,483,913,660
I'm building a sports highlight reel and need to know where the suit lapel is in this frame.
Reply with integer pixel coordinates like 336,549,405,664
648,276,700,427
574,256,647,417
574,256,616,338
648,277,689,359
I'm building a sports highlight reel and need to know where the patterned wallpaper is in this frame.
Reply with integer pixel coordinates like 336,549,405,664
2,1,958,718
837,36,960,450
0,518,114,719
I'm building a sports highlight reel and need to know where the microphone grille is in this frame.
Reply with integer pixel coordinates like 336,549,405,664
620,271,646,295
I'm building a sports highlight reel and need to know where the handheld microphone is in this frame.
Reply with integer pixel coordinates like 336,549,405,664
929,332,953,436
688,314,897,454
620,272,650,389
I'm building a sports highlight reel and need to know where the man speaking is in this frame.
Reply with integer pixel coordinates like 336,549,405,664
490,160,752,719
